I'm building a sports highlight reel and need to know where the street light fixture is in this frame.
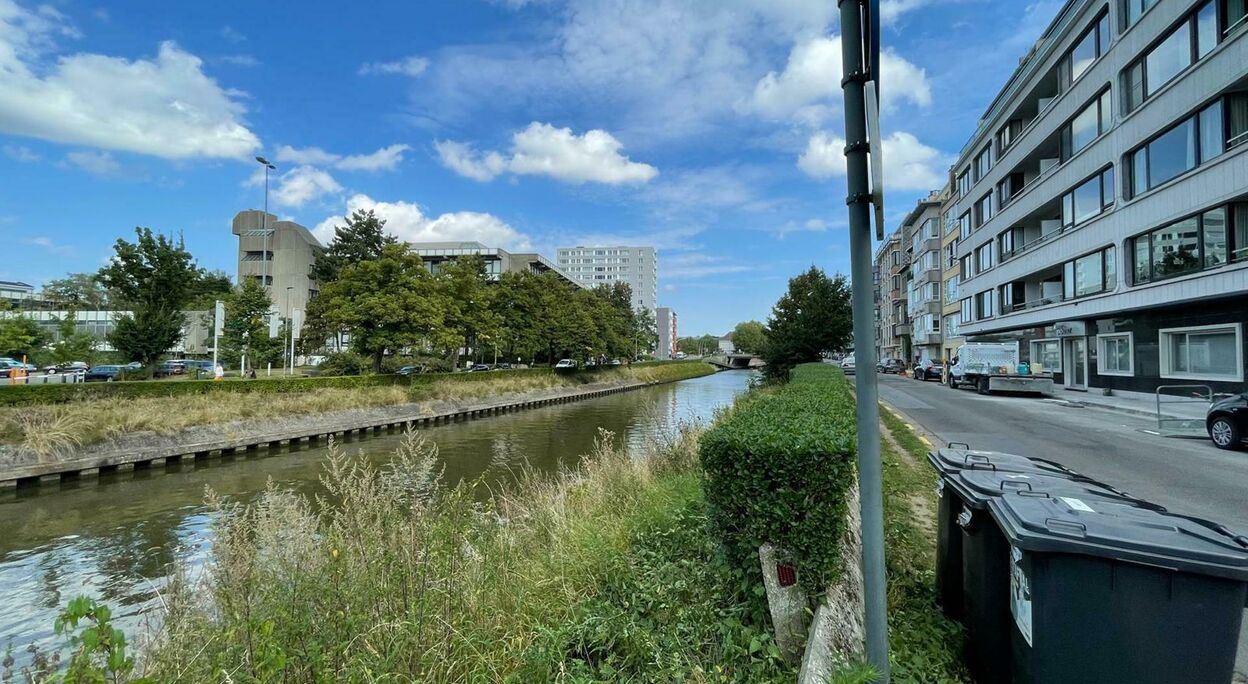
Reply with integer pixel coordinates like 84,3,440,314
255,156,277,290
285,286,294,376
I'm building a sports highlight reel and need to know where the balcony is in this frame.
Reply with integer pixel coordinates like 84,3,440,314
912,266,941,287
912,332,942,346
893,323,911,337
908,299,942,317
998,263,1064,316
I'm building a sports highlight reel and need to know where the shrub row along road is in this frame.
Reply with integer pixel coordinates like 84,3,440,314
876,373,1248,678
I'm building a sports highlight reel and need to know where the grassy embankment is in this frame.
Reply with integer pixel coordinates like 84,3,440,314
0,362,714,454
26,362,963,683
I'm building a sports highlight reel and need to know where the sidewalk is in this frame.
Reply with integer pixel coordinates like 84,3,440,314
1045,386,1210,423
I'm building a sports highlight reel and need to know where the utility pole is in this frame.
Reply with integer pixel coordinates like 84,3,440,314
255,156,277,290
838,0,890,680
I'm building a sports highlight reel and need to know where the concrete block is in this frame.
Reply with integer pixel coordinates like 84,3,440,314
116,462,135,472
759,543,809,664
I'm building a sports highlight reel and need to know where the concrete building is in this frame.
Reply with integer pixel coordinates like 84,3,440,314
232,210,323,321
5,309,212,355
940,177,965,365
556,246,658,315
410,242,582,286
873,230,908,361
0,281,35,309
656,307,677,360
903,194,946,365
718,332,736,354
948,0,1248,394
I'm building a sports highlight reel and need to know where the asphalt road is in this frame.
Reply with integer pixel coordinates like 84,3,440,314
875,373,1248,678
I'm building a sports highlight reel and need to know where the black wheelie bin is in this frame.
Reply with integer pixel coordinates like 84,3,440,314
987,494,1248,684
948,469,1164,684
927,444,1088,621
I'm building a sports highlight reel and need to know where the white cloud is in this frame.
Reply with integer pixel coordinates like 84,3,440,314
0,4,259,159
798,130,949,191
744,35,931,122
274,143,410,172
219,54,258,67
881,0,930,23
313,193,530,250
250,165,342,208
2,144,38,161
219,26,244,43
438,122,657,185
662,253,752,280
358,56,429,77
65,150,121,177
23,236,72,255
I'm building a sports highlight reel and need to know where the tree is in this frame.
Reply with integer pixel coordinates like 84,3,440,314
731,320,769,354
317,243,448,372
97,228,201,370
49,315,99,364
761,266,852,380
41,273,112,310
0,311,47,360
310,209,398,284
186,270,234,310
437,256,497,366
632,307,657,359
219,279,284,369
678,334,718,356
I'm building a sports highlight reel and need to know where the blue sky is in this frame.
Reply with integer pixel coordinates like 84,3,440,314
0,0,1063,335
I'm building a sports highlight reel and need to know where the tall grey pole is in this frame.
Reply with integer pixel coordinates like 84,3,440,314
262,163,270,287
838,0,890,680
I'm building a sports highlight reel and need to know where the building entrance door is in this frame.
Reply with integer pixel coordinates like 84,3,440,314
1064,337,1087,390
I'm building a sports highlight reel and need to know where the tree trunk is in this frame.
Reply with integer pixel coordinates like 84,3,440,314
372,349,384,374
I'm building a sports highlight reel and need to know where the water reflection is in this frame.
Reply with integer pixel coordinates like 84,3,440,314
0,370,753,656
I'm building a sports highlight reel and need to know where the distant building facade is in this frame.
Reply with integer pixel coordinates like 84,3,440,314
556,246,658,315
0,281,35,308
656,307,677,360
903,195,945,364
940,177,964,366
718,333,735,354
410,242,582,286
232,210,322,320
874,231,907,361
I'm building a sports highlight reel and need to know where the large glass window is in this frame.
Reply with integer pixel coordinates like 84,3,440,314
974,146,992,182
1122,0,1160,29
958,211,972,239
1130,206,1242,283
957,169,971,197
1152,217,1200,279
1098,333,1134,376
1146,21,1192,90
976,243,994,272
945,278,958,305
1150,118,1196,188
1061,167,1115,228
1161,325,1242,380
1229,0,1248,36
1203,206,1228,267
1127,99,1229,197
1062,246,1115,299
960,297,974,324
1065,12,1111,86
974,194,993,228
1124,2,1219,113
960,254,974,282
975,290,994,319
1031,339,1061,373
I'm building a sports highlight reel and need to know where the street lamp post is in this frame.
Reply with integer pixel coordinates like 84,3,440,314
255,156,277,289
285,286,294,376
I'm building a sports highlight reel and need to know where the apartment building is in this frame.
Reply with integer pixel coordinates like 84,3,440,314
232,210,322,321
940,178,965,364
903,195,946,364
656,307,677,360
556,246,658,316
874,230,909,361
410,242,582,287
948,0,1248,395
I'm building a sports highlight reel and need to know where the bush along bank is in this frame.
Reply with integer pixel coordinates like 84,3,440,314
0,362,715,456
701,363,967,681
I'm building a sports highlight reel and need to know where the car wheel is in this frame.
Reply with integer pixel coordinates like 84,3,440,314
1209,417,1243,450
977,377,990,395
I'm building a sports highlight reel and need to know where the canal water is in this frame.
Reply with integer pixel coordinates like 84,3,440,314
0,370,753,658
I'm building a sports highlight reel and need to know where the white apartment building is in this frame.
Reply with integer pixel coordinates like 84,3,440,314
556,246,658,315
656,307,677,360
949,0,1248,395
903,197,946,364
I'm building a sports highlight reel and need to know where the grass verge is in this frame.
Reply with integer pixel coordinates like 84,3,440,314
0,362,714,453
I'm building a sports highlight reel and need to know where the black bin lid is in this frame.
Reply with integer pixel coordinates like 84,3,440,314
988,495,1248,581
947,469,1161,511
927,447,1084,480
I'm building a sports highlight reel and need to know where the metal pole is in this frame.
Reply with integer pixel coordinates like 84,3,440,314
262,164,269,287
286,287,294,376
838,0,890,680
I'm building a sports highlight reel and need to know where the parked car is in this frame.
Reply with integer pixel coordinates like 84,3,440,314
1207,391,1248,450
156,360,186,376
84,365,124,382
914,361,944,381
608,358,622,366
877,358,906,374
554,359,577,369
496,363,513,370
124,361,144,371
468,364,492,372
840,354,856,374
43,361,89,374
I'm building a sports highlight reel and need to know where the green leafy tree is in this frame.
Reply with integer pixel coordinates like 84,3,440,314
632,306,657,359
318,243,448,372
49,315,99,365
0,311,47,360
97,227,201,370
186,269,234,310
762,266,852,380
310,209,398,284
677,334,718,356
438,255,498,366
731,320,769,354
219,279,284,369
41,273,113,310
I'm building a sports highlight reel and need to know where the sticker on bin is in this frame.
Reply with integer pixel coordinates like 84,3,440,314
1059,496,1095,513
1010,545,1033,646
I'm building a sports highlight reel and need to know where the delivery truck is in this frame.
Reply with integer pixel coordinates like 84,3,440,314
949,342,1054,395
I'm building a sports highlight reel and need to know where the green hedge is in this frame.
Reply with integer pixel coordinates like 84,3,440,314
0,362,714,407
699,362,857,590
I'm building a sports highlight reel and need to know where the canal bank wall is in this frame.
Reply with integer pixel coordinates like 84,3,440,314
0,365,719,490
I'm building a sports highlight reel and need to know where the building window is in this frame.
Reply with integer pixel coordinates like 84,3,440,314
1061,89,1112,161
997,119,1023,156
1061,167,1115,228
960,297,974,324
1121,0,1160,30
1123,2,1221,113
996,172,1026,208
1097,332,1135,376
945,277,959,305
1128,96,1246,198
1130,204,1242,284
974,146,992,182
998,226,1022,260
960,254,974,282
1160,323,1243,381
944,314,961,339
974,290,994,319
1229,0,1248,36
1031,339,1062,373
957,169,971,197
1063,11,1111,88
958,211,972,239
944,240,958,269
1062,245,1116,299
999,281,1025,313
975,242,994,273
974,193,993,228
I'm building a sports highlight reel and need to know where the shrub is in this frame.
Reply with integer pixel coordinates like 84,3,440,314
318,351,369,376
699,362,857,590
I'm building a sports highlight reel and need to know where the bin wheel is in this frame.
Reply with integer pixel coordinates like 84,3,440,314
977,377,990,395
1209,416,1243,450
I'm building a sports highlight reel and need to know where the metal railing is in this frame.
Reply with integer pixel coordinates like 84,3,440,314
1155,384,1212,435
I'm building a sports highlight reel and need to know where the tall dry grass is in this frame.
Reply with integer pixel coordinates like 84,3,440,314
138,425,705,682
